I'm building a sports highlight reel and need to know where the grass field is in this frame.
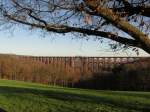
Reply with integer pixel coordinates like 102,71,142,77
0,80,150,112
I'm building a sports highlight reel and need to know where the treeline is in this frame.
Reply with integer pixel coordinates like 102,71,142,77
113,59,150,91
76,58,150,91
0,54,150,91
0,55,80,86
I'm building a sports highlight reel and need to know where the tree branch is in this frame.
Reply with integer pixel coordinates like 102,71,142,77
115,0,150,17
84,0,150,53
114,6,150,17
4,13,141,48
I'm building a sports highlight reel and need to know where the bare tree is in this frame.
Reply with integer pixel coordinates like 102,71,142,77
0,0,150,53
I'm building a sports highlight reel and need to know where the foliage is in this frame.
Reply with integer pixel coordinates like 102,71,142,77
0,54,78,87
76,58,150,91
112,58,150,91
0,54,150,91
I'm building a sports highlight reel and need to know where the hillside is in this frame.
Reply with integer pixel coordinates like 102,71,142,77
0,80,150,112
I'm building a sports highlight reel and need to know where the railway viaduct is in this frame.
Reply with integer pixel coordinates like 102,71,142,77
19,56,149,73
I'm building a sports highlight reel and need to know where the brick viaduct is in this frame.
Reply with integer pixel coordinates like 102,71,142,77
18,56,149,73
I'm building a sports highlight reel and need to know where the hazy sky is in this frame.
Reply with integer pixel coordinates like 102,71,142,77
0,27,149,57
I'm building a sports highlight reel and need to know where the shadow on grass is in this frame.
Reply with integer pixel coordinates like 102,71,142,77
0,86,149,111
0,108,7,112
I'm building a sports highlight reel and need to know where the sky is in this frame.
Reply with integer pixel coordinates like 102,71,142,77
0,27,149,57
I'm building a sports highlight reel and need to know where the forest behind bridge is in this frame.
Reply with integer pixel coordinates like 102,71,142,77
0,54,149,91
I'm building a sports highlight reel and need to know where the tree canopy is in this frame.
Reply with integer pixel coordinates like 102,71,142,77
0,0,150,54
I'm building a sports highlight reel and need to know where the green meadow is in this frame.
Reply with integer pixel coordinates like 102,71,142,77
0,79,150,112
